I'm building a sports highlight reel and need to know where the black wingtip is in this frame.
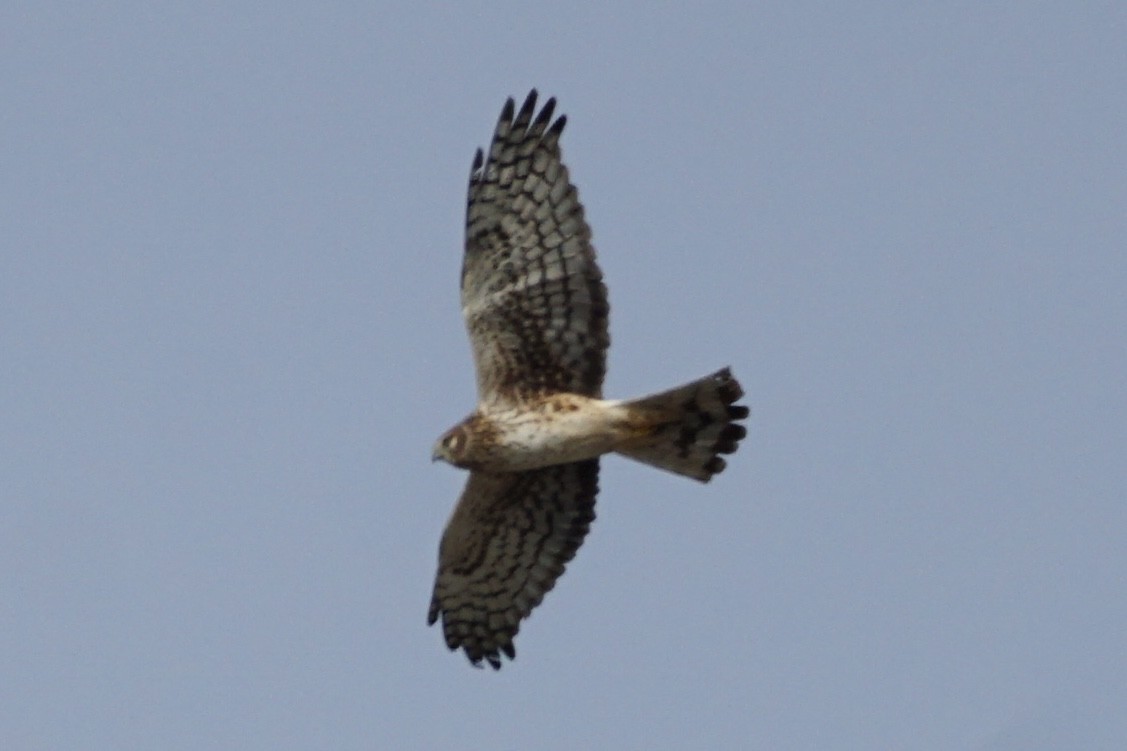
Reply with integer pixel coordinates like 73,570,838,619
547,113,567,138
514,90,538,129
533,96,557,130
499,96,515,126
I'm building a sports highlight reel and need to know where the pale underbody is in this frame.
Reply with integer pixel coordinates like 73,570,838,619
436,393,658,472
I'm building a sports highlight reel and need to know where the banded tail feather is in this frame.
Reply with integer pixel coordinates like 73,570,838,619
615,368,749,482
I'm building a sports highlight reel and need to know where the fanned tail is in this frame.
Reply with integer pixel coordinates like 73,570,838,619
614,368,749,482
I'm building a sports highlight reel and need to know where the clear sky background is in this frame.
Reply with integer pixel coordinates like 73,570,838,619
3,3,1125,749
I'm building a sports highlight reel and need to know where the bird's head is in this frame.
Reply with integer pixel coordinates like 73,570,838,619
432,424,472,468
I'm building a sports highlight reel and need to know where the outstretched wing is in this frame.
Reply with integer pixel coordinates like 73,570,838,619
462,90,610,403
428,460,599,669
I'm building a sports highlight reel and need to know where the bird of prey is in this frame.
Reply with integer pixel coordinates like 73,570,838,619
428,90,749,669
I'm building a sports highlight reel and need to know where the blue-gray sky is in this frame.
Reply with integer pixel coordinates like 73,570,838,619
3,3,1125,749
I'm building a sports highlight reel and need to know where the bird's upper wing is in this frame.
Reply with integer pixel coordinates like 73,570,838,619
427,459,599,669
461,90,609,403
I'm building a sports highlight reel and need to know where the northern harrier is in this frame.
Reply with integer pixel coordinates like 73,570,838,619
428,91,749,668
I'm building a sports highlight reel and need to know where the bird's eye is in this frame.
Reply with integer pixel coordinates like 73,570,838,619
444,432,460,450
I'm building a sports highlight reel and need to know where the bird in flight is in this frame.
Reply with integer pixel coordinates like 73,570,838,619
428,90,749,669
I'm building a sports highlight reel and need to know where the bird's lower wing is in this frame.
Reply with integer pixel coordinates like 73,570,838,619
428,459,599,669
